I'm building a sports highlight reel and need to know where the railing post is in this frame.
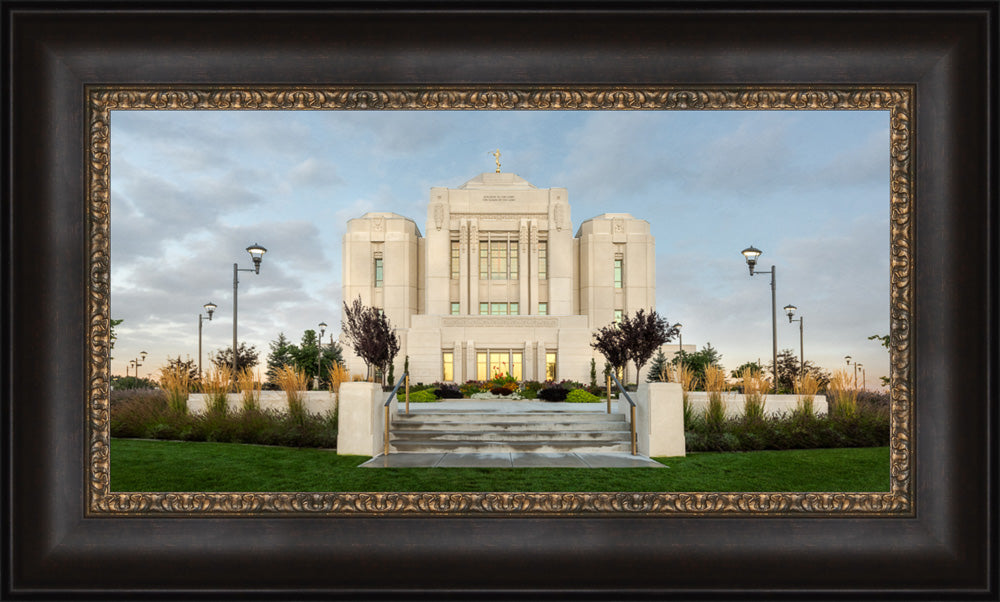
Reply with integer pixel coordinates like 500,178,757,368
606,374,611,414
384,404,390,457
405,373,410,415
630,404,637,455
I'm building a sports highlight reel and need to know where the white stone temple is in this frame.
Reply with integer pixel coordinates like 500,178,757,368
341,168,658,385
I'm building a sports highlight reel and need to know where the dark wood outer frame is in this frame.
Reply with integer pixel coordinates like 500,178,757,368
5,3,995,599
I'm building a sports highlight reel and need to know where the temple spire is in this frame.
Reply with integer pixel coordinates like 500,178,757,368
490,149,501,173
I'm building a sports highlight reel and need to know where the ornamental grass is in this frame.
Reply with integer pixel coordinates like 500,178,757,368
158,363,191,414
237,367,262,413
828,370,858,420
201,365,233,415
794,372,820,418
703,364,728,430
665,363,697,428
275,364,309,418
110,389,338,448
327,362,350,395
739,367,768,421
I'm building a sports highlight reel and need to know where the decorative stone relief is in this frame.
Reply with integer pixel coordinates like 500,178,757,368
433,204,444,230
612,218,626,243
442,317,558,328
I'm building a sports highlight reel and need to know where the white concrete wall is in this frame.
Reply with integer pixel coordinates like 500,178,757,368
337,382,395,456
627,382,685,457
187,391,337,415
686,392,828,418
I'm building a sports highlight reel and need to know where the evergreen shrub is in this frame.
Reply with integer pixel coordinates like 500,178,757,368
565,389,601,403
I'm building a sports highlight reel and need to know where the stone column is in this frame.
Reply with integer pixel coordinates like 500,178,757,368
518,221,529,314
536,341,546,381
459,221,469,314
468,221,479,315
522,341,531,382
529,220,539,315
465,339,476,381
460,340,468,383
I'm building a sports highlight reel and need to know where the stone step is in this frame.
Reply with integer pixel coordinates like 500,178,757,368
388,440,633,454
394,411,625,424
391,420,631,432
391,429,630,442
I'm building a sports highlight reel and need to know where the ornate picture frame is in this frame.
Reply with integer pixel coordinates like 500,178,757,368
88,85,913,517
7,3,994,598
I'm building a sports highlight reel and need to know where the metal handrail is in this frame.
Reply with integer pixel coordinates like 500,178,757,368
383,373,409,457
610,373,637,455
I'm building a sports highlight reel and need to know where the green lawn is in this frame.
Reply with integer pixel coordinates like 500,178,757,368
110,438,890,492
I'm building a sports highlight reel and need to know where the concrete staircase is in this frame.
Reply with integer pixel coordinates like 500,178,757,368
388,409,633,453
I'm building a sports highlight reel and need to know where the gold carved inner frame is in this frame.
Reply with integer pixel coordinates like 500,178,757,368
87,86,913,516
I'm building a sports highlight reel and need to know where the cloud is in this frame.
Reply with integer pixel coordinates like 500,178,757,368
288,158,344,188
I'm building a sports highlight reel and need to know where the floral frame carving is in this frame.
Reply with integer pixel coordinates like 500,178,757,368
87,85,913,516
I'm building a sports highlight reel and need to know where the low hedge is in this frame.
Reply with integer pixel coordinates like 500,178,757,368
684,406,889,452
110,390,338,448
398,388,439,403
565,389,601,403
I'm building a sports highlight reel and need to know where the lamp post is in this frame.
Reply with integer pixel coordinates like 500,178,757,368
233,243,267,382
742,245,778,392
673,323,683,367
858,363,865,390
198,302,217,381
845,355,858,389
315,321,327,390
783,304,805,376
130,351,147,379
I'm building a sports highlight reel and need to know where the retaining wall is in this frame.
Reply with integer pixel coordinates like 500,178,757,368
685,392,828,418
187,390,337,415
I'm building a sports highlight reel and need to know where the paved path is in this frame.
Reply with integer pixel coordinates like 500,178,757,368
359,451,664,468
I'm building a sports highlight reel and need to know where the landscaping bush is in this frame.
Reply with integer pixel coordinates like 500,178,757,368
683,402,890,452
399,388,438,403
538,386,569,402
565,389,601,403
520,381,542,399
433,384,464,398
459,381,483,396
407,383,437,393
110,388,338,448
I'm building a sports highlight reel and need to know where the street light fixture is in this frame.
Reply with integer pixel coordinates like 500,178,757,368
130,350,148,379
857,363,865,390
315,321,327,390
673,323,683,367
742,245,778,391
845,355,859,389
233,243,267,381
198,302,217,380
783,304,805,376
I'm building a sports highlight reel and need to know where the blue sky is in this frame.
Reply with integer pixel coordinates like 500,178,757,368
110,109,890,387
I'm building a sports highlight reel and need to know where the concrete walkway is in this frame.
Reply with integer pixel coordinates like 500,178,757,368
359,451,664,468
360,399,664,468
